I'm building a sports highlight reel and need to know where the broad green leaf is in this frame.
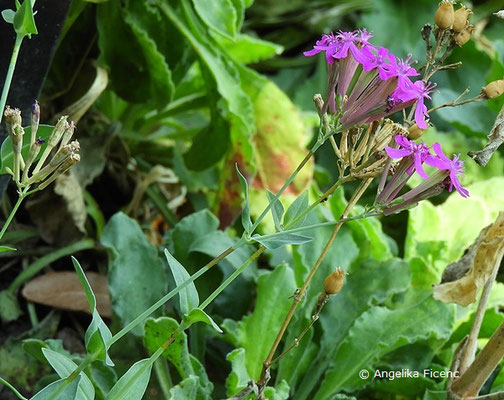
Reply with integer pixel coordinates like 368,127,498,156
97,1,178,106
192,0,237,39
0,290,22,322
143,316,213,399
251,232,312,249
405,177,504,271
183,308,223,333
156,1,254,133
312,298,455,399
123,0,175,108
164,248,199,315
168,376,200,399
225,348,250,397
288,258,410,398
13,0,37,37
105,359,152,400
2,9,15,23
0,246,16,252
237,265,296,380
42,348,95,400
71,257,113,366
31,376,81,400
283,191,309,228
236,164,252,234
219,34,283,64
0,125,54,175
101,212,166,336
266,190,284,232
423,390,448,400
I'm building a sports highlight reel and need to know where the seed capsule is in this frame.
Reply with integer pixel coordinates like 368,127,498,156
454,25,474,46
435,1,455,30
453,5,472,32
482,80,504,99
408,124,426,140
323,269,347,295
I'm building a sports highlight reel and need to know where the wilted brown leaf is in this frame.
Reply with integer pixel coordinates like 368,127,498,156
434,212,504,306
22,271,112,317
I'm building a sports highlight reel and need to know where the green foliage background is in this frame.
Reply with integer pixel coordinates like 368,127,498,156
1,0,504,399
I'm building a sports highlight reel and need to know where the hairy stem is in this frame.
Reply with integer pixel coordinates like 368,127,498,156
257,178,373,387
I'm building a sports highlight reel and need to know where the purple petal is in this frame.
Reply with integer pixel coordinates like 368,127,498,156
425,154,449,170
394,135,411,148
303,48,321,57
386,147,412,158
414,100,428,129
431,142,450,162
414,154,429,179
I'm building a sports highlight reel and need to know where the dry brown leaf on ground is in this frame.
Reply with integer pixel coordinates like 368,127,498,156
434,212,504,306
22,271,112,317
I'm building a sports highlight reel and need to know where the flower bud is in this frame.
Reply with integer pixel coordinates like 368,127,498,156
453,5,472,33
31,101,40,145
434,1,455,29
313,94,325,116
60,121,76,148
482,79,504,99
454,25,474,46
47,116,69,147
408,124,426,140
323,269,346,295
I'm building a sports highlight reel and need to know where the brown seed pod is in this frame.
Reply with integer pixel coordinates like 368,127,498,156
454,25,474,46
408,124,426,140
435,1,455,29
482,80,504,99
453,5,472,32
323,269,347,295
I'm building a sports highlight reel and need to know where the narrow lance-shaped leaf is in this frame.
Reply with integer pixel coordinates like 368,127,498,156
31,376,81,400
251,232,312,250
72,257,114,366
266,190,284,232
105,359,152,400
283,191,309,228
164,249,199,315
183,308,223,333
41,348,95,400
235,164,252,234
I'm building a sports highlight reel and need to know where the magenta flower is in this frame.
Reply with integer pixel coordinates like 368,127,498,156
303,33,341,64
385,135,430,179
332,30,367,63
389,54,419,90
395,80,436,129
425,143,469,198
361,46,395,80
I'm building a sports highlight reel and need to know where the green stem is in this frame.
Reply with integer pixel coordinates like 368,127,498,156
8,238,95,293
200,246,266,310
0,193,25,241
0,35,24,125
0,377,27,400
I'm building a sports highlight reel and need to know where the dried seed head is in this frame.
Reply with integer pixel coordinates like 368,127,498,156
482,79,504,99
4,106,22,132
435,1,455,29
421,23,433,43
408,124,426,140
323,269,347,295
453,5,472,32
454,25,474,46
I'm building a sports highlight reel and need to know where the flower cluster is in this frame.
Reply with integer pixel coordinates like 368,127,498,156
376,135,469,215
304,30,436,130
